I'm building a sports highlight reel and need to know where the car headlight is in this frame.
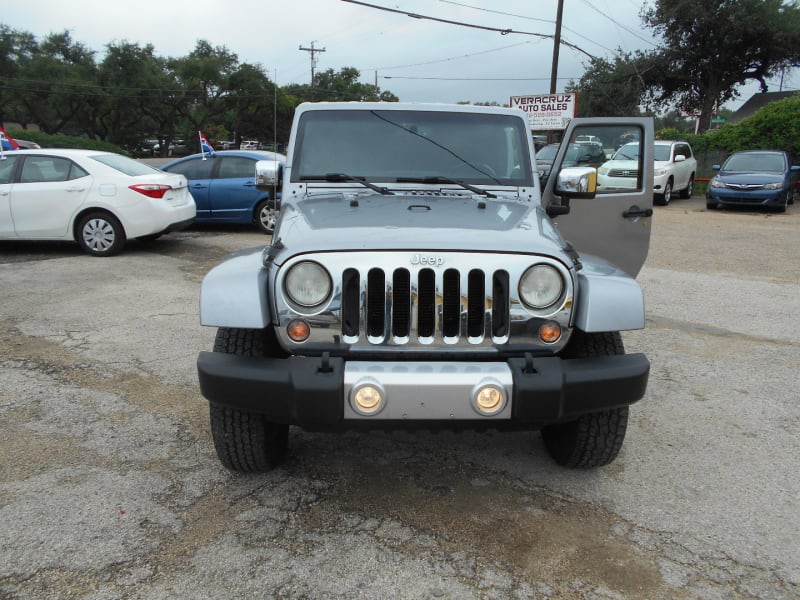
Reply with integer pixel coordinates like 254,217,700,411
597,166,608,176
710,178,726,188
654,168,667,176
764,181,783,190
519,264,564,309
284,261,332,307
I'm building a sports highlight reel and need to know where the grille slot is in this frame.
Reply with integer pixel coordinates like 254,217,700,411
341,266,510,344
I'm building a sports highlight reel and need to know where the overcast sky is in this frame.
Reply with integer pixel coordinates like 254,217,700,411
4,0,796,109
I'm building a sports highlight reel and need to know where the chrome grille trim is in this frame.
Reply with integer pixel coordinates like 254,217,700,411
274,252,574,353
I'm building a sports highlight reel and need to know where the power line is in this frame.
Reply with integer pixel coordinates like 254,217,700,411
383,76,577,81
340,0,596,59
437,0,617,53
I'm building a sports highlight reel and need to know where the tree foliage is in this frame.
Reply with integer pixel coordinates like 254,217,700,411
641,0,800,131
0,26,398,153
283,67,398,103
566,51,654,117
707,93,800,159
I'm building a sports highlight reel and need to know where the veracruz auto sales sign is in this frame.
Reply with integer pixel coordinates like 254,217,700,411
509,93,577,130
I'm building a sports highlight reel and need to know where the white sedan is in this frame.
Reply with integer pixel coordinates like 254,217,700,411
0,149,195,256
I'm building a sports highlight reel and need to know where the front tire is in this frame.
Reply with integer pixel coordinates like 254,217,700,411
655,179,673,205
679,175,694,199
76,211,126,256
541,331,630,468
209,327,288,472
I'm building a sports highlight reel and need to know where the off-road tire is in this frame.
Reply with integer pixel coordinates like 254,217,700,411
209,327,288,472
541,331,630,468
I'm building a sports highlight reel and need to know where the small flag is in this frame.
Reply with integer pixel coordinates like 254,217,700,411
199,131,214,159
0,126,20,160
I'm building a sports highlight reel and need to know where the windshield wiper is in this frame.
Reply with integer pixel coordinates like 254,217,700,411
300,173,394,195
396,176,496,199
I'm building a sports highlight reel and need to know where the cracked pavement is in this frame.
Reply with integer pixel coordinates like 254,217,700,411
0,203,798,599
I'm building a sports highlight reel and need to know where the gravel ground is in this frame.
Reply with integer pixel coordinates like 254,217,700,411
0,197,798,599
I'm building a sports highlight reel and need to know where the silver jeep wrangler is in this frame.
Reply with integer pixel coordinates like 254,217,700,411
197,102,654,472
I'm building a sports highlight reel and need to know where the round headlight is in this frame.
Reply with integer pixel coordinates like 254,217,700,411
284,261,332,307
519,264,564,309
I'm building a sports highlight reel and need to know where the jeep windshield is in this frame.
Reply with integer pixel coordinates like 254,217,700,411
291,109,534,188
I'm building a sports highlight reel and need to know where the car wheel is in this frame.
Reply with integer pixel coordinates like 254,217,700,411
76,212,126,256
255,199,279,234
679,175,694,199
209,327,289,472
655,179,673,206
541,331,629,468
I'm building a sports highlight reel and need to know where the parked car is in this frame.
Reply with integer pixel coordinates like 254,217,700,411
535,141,606,182
240,140,260,150
597,140,697,205
152,139,190,157
0,149,195,256
706,150,800,212
216,141,237,151
161,150,286,233
13,139,41,150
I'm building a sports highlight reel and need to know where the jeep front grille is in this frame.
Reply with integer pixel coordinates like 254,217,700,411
341,267,510,342
274,251,573,352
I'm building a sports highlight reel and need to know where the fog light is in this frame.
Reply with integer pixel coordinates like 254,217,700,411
539,320,562,343
350,379,386,416
287,319,310,342
471,380,506,416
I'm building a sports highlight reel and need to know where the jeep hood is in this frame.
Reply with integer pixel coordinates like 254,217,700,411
271,192,568,263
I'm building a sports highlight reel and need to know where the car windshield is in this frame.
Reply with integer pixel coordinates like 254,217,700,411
723,153,785,172
613,143,639,160
536,145,559,161
292,109,533,186
91,153,162,176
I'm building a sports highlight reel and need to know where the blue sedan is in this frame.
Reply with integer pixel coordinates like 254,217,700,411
161,150,285,233
706,150,799,212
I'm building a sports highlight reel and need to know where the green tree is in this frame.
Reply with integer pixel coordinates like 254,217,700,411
709,93,800,158
0,25,37,125
15,31,99,134
641,0,800,131
170,40,239,151
96,41,171,149
284,67,398,102
566,51,653,117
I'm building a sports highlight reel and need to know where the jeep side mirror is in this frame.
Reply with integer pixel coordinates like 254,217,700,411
555,166,597,200
255,160,281,188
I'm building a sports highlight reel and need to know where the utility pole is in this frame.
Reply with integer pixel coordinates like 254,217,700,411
299,42,326,100
549,0,564,95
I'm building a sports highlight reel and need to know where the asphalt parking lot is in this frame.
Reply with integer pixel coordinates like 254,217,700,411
1,197,798,599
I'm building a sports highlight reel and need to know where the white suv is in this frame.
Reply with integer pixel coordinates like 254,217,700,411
598,140,697,205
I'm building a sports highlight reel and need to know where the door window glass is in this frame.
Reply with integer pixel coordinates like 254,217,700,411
565,125,645,194
0,156,19,184
20,156,79,183
164,158,214,180
217,156,255,179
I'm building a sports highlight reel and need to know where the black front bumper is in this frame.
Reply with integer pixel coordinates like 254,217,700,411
197,352,649,431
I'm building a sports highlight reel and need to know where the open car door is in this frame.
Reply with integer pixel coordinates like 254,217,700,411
540,117,654,278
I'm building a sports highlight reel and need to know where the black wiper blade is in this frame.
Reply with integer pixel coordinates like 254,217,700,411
312,173,394,195
397,176,496,199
